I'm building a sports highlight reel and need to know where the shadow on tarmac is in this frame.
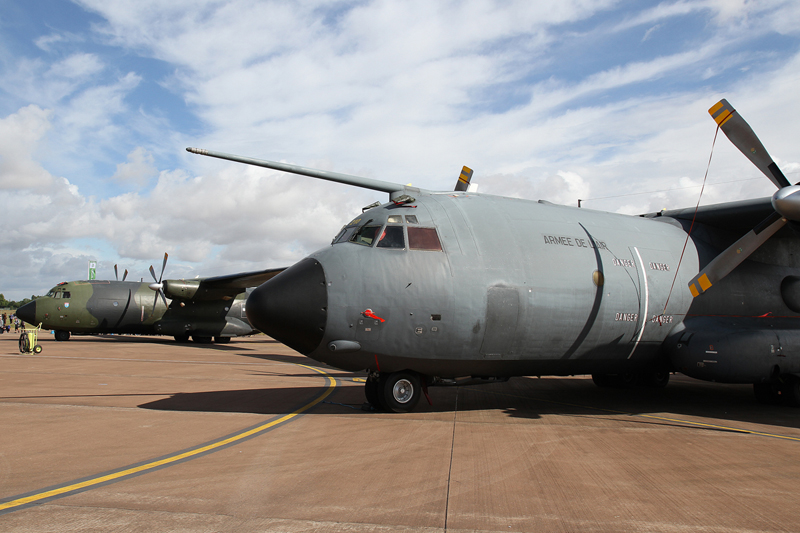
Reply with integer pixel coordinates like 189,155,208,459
139,386,344,415
47,334,280,351
137,374,800,435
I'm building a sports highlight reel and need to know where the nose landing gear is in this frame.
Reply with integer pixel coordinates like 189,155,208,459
365,370,422,413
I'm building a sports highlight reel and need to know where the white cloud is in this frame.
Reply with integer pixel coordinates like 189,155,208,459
0,105,54,190
2,1,800,298
0,53,105,107
112,147,157,186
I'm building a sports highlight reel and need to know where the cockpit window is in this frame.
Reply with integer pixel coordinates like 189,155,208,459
62,291,71,299
408,227,442,251
47,290,56,297
350,225,382,246
333,226,357,244
387,215,402,224
376,226,405,249
405,215,418,224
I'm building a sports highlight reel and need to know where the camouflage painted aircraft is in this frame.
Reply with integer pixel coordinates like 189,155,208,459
15,254,283,343
188,99,800,412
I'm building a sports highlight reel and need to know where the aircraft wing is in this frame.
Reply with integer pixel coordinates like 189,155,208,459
199,267,286,292
649,197,778,234
642,197,775,234
161,267,287,302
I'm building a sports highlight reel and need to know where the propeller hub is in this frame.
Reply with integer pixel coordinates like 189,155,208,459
149,282,163,291
772,185,800,221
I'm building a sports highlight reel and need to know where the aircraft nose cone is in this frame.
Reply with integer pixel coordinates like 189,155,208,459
16,301,36,324
246,258,327,355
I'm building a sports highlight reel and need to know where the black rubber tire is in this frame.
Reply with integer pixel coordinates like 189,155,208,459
753,382,782,405
19,333,29,353
174,334,190,343
54,330,70,341
780,379,800,407
592,374,616,387
33,344,43,354
379,371,421,413
364,378,382,409
640,369,670,388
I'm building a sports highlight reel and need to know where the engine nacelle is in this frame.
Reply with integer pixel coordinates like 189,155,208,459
163,279,200,300
664,317,800,383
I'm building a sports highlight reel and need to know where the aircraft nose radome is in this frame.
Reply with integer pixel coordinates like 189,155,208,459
246,257,327,355
16,301,36,324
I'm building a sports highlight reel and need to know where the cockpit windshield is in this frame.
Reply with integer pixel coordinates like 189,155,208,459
350,225,382,246
47,290,70,299
331,213,441,252
376,226,404,249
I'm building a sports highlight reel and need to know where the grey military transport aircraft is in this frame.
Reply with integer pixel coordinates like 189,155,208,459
16,254,283,343
188,99,800,412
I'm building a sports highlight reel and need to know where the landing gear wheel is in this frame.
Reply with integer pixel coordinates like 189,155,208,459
592,374,616,387
54,330,70,341
364,378,381,409
780,378,800,407
214,336,231,344
379,371,421,413
641,369,670,388
753,382,782,405
33,344,43,354
19,333,29,353
174,334,190,343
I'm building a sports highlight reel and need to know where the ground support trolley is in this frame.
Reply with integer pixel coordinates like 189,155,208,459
19,323,43,354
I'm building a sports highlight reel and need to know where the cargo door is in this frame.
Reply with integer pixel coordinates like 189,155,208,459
88,289,131,329
480,286,519,358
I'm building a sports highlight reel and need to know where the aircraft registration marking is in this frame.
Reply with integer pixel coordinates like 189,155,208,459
542,235,608,250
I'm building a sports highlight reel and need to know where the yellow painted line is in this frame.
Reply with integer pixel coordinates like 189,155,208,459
471,386,800,442
635,413,800,441
0,364,336,514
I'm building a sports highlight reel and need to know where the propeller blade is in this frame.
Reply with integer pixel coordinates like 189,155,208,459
114,264,119,281
709,99,790,189
122,269,128,282
454,166,473,192
148,252,170,314
159,252,169,282
688,212,786,297
158,289,168,309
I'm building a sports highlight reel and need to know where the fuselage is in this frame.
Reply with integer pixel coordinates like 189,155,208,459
248,191,702,378
16,280,254,339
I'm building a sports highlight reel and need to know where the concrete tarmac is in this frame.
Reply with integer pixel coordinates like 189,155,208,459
1,332,799,532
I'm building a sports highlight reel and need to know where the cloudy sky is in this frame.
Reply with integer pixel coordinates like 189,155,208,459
1,0,799,300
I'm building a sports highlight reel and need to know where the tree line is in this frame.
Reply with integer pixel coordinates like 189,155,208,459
0,294,42,309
